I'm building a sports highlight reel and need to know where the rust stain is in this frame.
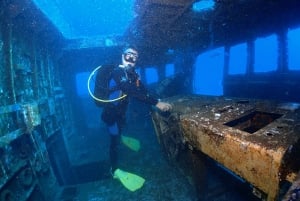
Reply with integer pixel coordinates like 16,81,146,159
152,95,300,201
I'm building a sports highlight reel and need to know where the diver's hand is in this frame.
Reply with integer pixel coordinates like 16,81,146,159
155,101,172,112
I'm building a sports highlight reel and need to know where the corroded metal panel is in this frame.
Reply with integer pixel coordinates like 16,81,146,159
151,95,300,200
0,2,69,199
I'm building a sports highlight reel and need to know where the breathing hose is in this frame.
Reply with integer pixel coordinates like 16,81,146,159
87,65,127,103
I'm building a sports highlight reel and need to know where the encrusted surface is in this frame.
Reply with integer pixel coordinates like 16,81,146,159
152,95,300,201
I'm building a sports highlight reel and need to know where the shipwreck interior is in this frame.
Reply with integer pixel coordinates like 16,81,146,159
0,0,300,200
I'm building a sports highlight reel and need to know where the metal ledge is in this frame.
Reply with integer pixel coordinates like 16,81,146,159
151,95,300,201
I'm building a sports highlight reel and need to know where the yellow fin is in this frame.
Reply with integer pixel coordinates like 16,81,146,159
113,168,145,192
121,135,141,152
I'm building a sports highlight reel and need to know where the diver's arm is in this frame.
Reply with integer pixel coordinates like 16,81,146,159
120,80,172,111
111,68,155,104
120,79,158,105
113,68,172,111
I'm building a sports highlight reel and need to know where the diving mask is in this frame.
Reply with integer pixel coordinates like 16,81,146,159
124,52,138,63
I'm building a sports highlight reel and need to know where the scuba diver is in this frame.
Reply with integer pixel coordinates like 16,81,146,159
94,45,172,191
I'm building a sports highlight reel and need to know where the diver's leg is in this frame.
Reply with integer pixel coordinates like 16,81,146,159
108,123,120,173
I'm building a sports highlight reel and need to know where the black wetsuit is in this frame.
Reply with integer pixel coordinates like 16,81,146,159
99,65,158,171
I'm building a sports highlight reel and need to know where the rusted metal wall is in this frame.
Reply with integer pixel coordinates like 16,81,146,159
0,2,71,200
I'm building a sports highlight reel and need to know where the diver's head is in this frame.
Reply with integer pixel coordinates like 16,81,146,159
122,45,138,67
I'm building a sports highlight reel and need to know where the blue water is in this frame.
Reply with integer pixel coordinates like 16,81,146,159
30,2,300,200
34,1,300,97
33,0,134,38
